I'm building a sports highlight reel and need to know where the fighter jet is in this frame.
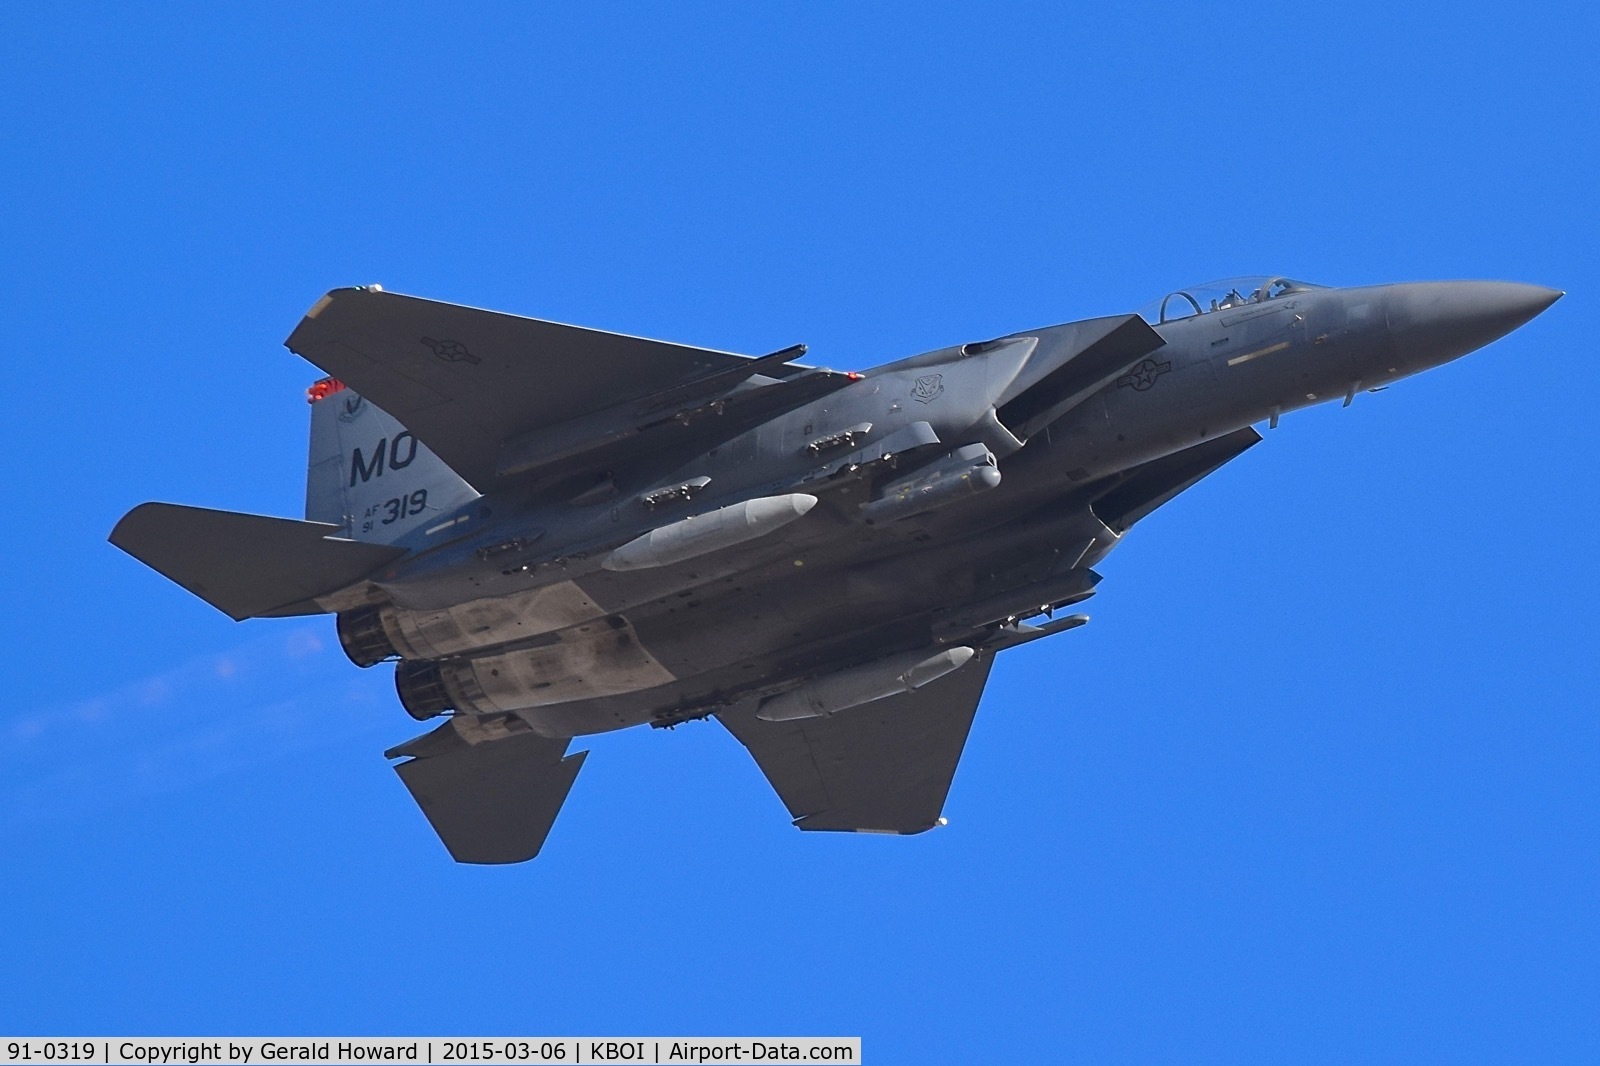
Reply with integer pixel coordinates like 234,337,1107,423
111,276,1560,863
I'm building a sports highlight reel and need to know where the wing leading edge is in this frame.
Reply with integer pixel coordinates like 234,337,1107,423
717,652,996,834
285,288,847,493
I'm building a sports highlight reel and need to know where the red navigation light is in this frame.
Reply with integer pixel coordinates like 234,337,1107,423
306,377,346,404
846,372,864,381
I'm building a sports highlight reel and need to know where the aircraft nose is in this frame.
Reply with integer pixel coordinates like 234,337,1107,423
1385,281,1562,370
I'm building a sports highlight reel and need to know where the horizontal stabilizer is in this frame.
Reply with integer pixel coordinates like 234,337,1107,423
388,717,587,864
110,502,406,620
719,651,994,834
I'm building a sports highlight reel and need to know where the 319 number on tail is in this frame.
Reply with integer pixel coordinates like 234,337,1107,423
361,489,428,533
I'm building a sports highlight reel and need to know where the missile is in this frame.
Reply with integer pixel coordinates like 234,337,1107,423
603,493,819,572
757,646,977,722
931,568,1101,640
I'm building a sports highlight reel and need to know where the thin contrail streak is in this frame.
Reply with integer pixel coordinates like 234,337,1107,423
0,622,398,831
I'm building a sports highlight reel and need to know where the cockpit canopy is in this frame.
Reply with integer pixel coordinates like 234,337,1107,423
1138,276,1326,325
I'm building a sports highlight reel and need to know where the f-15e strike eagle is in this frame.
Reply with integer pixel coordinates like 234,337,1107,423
111,277,1560,863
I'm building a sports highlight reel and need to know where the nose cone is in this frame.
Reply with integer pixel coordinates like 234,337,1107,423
1385,281,1562,370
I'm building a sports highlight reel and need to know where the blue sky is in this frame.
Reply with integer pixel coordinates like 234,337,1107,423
2,3,1596,1061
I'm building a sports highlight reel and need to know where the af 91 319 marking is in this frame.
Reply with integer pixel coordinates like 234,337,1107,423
361,489,428,533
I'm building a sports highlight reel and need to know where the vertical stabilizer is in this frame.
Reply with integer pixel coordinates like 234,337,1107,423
306,378,479,543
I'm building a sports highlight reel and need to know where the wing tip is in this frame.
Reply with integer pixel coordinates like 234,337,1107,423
793,813,943,835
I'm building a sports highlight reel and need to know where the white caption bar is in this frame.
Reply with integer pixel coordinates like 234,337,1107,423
1,1040,860,1066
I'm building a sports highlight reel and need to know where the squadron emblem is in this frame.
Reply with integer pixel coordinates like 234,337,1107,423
911,374,945,403
337,393,366,422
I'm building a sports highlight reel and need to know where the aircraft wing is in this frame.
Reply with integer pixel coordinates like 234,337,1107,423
285,288,841,492
717,652,995,833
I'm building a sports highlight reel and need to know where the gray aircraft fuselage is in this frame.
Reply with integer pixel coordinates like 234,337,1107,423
348,280,1558,737
110,274,1561,859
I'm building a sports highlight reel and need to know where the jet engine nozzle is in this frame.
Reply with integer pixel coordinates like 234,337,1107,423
337,605,398,667
1385,281,1561,373
395,660,455,721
